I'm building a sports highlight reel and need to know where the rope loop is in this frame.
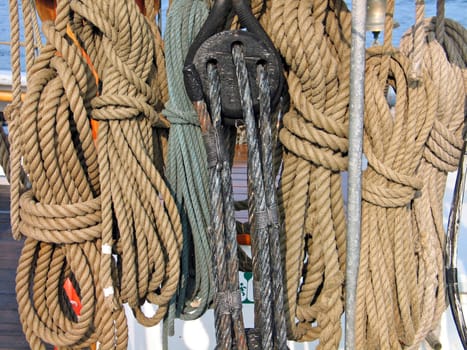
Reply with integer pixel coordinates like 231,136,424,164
12,0,176,347
19,190,102,244
267,0,351,344
91,94,160,123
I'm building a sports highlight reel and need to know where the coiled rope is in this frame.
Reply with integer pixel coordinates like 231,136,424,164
10,0,182,348
402,0,467,347
353,0,459,347
14,1,125,348
266,0,351,347
164,0,214,326
357,47,436,349
70,0,182,326
399,0,466,346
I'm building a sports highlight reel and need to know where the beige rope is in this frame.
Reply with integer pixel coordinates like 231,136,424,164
353,0,452,346
14,1,124,347
2,0,41,196
409,0,425,82
265,1,351,347
400,1,466,345
12,0,181,348
69,0,182,327
6,0,25,240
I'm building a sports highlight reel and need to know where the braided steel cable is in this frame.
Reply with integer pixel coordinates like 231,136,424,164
233,43,288,349
257,63,288,350
196,61,248,350
233,44,274,350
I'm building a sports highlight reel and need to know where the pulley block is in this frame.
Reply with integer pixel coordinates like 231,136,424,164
192,30,283,122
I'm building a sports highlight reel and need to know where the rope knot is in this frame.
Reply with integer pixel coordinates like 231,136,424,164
280,101,349,172
163,104,200,127
362,149,424,208
277,72,350,170
91,94,162,125
3,102,22,124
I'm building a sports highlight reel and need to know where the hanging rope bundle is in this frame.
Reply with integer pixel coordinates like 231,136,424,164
400,0,467,346
69,0,182,327
8,0,182,348
266,0,351,346
357,48,437,349
354,1,445,348
163,0,214,325
398,1,466,346
12,0,127,348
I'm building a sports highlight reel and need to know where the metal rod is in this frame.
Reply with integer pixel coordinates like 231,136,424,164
345,1,367,349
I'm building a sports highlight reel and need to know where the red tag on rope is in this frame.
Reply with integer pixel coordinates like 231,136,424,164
53,278,83,350
63,277,82,315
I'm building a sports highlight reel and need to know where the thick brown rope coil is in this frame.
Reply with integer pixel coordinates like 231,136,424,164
266,0,351,347
70,0,182,327
10,0,181,348
13,1,125,348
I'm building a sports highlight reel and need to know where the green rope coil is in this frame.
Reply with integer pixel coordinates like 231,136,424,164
164,0,214,324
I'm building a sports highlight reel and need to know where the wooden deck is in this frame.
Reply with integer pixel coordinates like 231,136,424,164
0,184,29,350
0,145,249,350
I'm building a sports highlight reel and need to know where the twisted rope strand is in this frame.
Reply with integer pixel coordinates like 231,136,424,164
267,1,351,346
164,0,214,324
12,0,180,348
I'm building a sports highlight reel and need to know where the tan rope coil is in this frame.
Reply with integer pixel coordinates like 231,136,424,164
265,0,351,347
11,0,182,348
399,6,466,348
354,1,447,347
69,0,182,327
357,46,437,349
14,0,126,348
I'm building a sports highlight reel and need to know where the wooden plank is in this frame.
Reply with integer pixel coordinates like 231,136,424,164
0,281,16,295
0,322,24,334
0,292,18,310
0,335,30,350
0,309,21,324
0,268,17,280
